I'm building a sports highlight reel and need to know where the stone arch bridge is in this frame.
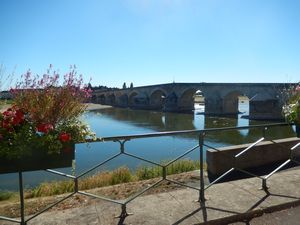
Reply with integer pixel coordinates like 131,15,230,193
91,83,290,120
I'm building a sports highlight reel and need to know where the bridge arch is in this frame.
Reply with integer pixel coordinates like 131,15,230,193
149,89,167,110
128,91,138,107
107,93,116,105
223,91,249,115
178,88,206,113
117,93,129,107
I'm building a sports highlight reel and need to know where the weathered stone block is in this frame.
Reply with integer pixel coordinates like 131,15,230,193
206,137,300,177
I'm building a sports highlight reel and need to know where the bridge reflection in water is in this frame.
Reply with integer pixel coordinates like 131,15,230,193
90,106,295,145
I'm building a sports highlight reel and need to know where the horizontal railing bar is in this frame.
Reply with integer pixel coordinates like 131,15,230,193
165,178,200,191
124,179,163,204
26,192,75,222
77,152,122,178
235,137,265,158
78,191,124,205
165,145,199,166
264,159,291,180
84,123,290,143
86,130,199,142
0,216,20,223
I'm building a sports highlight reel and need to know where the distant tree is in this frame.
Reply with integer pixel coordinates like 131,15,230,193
123,82,127,89
130,82,133,89
89,84,120,91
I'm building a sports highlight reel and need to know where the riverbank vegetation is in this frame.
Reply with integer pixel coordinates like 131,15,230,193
0,159,203,202
0,99,13,105
0,99,12,112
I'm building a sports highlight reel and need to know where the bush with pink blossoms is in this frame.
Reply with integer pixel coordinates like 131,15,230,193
0,65,95,159
12,65,92,125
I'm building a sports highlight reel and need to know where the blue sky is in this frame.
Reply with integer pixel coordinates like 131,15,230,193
0,0,299,88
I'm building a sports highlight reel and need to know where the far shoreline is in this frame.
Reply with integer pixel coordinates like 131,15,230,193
84,103,112,111
0,103,112,113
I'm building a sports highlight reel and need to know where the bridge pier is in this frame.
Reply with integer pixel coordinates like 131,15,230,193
201,97,241,117
117,94,129,108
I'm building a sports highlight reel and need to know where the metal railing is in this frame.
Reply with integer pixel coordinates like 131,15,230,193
1,123,300,224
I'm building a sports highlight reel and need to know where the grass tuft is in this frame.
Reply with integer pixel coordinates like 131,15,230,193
0,192,14,201
136,159,201,180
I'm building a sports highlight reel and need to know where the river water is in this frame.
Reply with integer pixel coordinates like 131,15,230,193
0,103,297,190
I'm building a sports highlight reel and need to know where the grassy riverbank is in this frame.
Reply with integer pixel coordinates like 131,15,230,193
0,170,204,218
0,99,13,112
0,159,204,202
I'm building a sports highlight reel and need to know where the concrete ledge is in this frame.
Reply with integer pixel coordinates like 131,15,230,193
206,137,300,178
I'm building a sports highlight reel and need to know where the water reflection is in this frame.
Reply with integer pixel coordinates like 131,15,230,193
237,117,249,136
93,107,296,146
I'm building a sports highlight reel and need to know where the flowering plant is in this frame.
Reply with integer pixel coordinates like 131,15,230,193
282,83,300,125
0,65,95,160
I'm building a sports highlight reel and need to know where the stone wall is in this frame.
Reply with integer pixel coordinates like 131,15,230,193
206,137,300,178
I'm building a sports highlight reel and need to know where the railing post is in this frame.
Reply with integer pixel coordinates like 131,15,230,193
74,177,79,193
120,141,125,153
162,166,167,179
199,131,205,203
118,139,129,154
262,178,268,191
115,204,130,218
19,172,26,225
261,126,269,191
